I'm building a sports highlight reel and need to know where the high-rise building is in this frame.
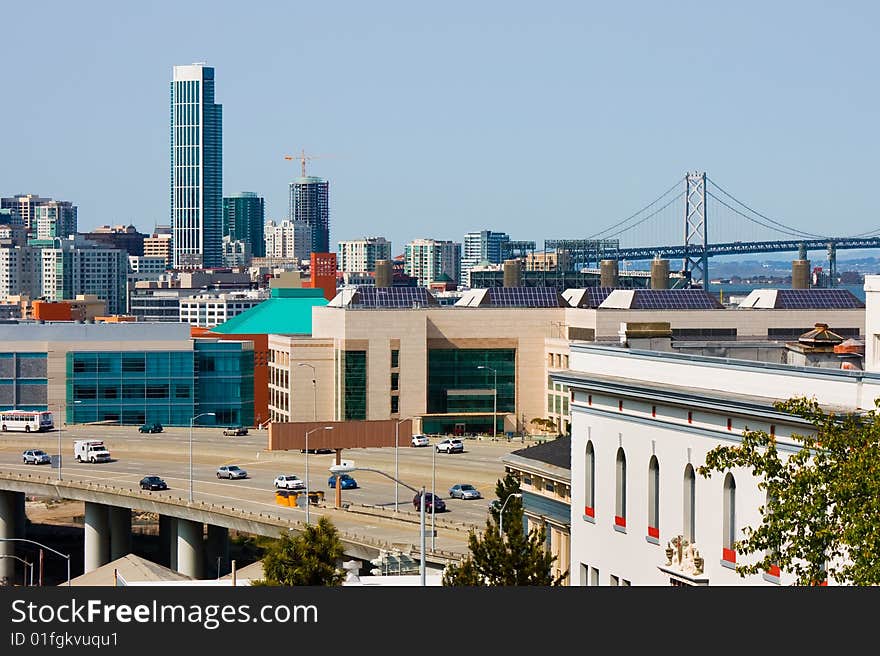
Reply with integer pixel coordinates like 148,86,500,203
144,229,173,269
81,224,146,257
461,229,509,287
337,237,391,273
1,195,77,238
223,192,265,258
404,239,461,288
0,243,41,301
39,236,128,315
264,219,311,261
171,63,223,269
289,176,329,255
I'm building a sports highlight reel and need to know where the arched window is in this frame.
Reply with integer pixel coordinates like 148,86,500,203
722,473,736,564
683,464,696,544
614,448,627,531
583,441,595,521
647,456,660,542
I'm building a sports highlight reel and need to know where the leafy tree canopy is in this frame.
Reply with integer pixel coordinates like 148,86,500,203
253,516,346,586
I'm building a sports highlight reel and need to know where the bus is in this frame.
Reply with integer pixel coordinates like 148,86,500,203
0,410,54,432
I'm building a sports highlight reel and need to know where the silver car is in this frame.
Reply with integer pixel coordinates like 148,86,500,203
22,449,50,465
216,465,248,480
449,483,482,500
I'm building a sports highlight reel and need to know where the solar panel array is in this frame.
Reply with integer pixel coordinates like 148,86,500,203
775,289,865,309
580,287,615,308
488,287,569,308
352,286,439,308
629,289,724,310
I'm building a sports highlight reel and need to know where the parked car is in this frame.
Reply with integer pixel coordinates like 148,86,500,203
223,426,248,436
274,474,306,490
410,434,430,447
449,483,482,500
139,475,168,491
138,422,163,434
413,491,446,512
435,438,464,454
327,473,358,489
216,465,248,479
22,449,50,465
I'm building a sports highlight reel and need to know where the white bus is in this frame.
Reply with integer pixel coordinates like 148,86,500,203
0,410,54,432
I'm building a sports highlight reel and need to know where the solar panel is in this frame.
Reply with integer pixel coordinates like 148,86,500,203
629,290,724,310
487,287,568,308
352,286,439,308
774,289,865,309
582,287,615,308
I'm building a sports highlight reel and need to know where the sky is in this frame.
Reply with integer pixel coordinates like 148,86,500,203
1,1,878,257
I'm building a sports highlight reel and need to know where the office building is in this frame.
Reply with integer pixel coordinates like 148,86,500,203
39,235,128,315
403,239,461,287
337,237,391,274
144,229,173,268
289,176,329,255
179,290,267,328
264,219,310,261
171,63,223,269
461,230,509,287
223,192,265,258
0,242,41,301
81,225,146,257
35,200,78,239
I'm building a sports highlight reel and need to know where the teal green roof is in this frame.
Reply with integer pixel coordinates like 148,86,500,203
213,287,328,335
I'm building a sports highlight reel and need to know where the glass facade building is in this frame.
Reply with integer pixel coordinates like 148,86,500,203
343,351,366,420
194,340,254,426
424,348,515,434
289,176,329,255
171,63,223,268
0,352,48,411
223,192,265,258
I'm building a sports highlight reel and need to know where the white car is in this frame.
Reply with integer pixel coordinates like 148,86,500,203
411,434,430,447
435,438,464,454
274,474,306,490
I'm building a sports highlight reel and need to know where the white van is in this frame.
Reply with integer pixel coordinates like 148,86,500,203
73,440,111,463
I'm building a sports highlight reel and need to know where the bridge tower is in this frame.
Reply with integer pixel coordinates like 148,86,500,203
683,171,708,289
827,242,837,288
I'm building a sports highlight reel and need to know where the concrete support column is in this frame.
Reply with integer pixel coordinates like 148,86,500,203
109,507,132,561
0,490,25,584
84,502,110,573
176,519,204,579
159,515,173,567
205,525,229,579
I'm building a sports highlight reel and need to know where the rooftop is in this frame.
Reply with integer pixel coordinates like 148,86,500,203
212,287,327,335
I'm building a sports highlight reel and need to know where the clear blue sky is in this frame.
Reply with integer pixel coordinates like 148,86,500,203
1,1,877,256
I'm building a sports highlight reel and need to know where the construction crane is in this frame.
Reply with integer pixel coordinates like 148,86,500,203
283,149,330,177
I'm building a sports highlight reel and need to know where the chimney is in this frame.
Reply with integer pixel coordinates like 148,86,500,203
503,259,522,288
792,259,810,289
374,259,392,288
600,259,619,287
650,258,669,289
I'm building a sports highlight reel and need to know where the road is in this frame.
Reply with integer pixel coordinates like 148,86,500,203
0,424,530,540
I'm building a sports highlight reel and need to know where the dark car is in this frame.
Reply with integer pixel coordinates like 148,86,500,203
413,491,446,513
139,422,163,434
139,475,168,491
223,426,248,436
327,473,358,489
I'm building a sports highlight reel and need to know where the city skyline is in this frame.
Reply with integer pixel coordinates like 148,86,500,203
0,2,878,255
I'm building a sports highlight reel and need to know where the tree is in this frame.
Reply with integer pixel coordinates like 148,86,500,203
443,473,567,586
529,417,557,433
253,516,346,586
698,396,880,586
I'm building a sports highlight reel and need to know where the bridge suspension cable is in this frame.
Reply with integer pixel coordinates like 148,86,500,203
706,177,828,239
597,191,684,240
586,178,683,240
706,190,823,240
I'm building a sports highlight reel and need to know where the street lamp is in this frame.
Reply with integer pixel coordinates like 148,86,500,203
304,426,333,525
394,417,415,512
57,400,82,481
297,363,317,422
189,412,216,502
0,538,70,586
0,555,33,586
329,461,428,586
498,493,523,537
477,365,498,440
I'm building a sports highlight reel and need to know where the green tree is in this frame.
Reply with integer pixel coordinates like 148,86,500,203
254,516,346,586
443,473,567,586
698,396,880,586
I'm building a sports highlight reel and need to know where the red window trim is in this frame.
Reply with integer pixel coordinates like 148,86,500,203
767,564,781,578
614,515,627,528
727,418,732,431
688,411,693,424
618,400,623,411
722,547,737,563
647,526,660,539
584,506,595,518
651,405,656,418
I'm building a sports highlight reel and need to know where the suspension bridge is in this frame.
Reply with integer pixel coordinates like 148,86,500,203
530,172,880,289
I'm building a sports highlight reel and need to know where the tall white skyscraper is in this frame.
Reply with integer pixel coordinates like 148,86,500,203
337,237,391,273
461,229,509,287
404,238,461,287
171,63,223,269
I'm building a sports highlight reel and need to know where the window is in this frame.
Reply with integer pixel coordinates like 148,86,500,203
391,372,399,391
683,464,696,544
722,473,736,565
610,574,619,586
589,567,599,586
584,441,595,520
615,448,627,531
391,349,399,369
647,456,660,542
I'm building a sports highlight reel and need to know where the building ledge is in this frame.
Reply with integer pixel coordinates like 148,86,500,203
657,565,709,586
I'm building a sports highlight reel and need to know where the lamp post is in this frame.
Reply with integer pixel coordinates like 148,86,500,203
57,400,81,481
498,492,523,537
0,555,33,586
297,363,317,421
189,412,216,502
394,417,414,512
0,538,70,586
329,462,427,586
304,426,333,525
477,365,498,440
